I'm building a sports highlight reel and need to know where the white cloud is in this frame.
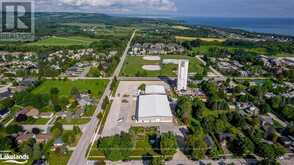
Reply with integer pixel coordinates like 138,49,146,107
57,0,176,11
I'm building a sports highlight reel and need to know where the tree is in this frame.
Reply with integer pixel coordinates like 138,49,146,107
97,132,134,161
0,137,12,150
15,114,28,122
102,96,110,110
186,135,207,160
150,156,164,165
71,87,80,98
138,83,146,91
50,122,63,138
283,105,294,121
73,125,81,135
6,124,23,134
160,132,178,157
229,136,254,156
32,143,42,160
271,96,282,110
50,87,60,96
176,96,192,124
32,128,40,135
260,103,272,114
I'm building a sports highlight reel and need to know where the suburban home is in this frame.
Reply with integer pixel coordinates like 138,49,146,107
218,133,233,146
204,135,215,149
0,109,10,118
20,78,36,87
25,107,40,119
0,86,12,101
53,138,65,149
16,132,33,144
77,94,93,107
259,115,274,127
36,133,52,144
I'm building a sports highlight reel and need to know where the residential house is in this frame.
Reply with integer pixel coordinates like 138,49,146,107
36,133,52,144
77,94,93,107
25,107,40,119
16,132,33,144
0,109,10,118
0,86,12,101
204,135,215,149
53,138,65,148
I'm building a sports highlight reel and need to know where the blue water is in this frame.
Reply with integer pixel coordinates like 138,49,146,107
176,17,294,36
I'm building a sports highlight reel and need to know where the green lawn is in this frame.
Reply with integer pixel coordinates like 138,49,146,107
48,151,72,165
121,55,204,77
27,36,97,46
193,45,268,55
32,79,109,99
58,118,91,125
16,118,50,125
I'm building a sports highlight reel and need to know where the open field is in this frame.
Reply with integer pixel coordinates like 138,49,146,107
193,45,269,55
172,25,191,30
15,118,50,125
121,55,204,77
48,151,72,165
32,79,109,98
176,36,226,42
27,36,97,46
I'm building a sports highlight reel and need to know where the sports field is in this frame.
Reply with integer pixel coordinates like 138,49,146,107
121,55,204,77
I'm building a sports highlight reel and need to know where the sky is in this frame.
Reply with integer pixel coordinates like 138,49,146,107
35,0,294,18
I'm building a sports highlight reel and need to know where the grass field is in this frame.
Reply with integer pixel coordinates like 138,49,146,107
48,151,72,165
28,36,97,46
172,25,191,30
121,55,204,77
32,80,109,99
193,45,269,55
15,118,50,125
176,36,226,42
58,118,91,125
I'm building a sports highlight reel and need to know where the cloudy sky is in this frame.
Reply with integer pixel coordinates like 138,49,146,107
36,0,294,17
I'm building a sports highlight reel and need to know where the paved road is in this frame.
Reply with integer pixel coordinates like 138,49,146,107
67,30,136,165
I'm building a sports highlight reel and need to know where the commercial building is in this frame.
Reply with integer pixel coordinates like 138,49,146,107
177,60,189,91
136,85,173,123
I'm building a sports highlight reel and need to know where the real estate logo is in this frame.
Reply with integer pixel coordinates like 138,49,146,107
0,0,34,41
0,151,29,164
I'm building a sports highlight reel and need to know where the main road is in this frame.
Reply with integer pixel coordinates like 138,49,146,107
67,30,136,165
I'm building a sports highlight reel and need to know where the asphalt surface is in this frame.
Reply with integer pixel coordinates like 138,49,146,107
67,30,136,165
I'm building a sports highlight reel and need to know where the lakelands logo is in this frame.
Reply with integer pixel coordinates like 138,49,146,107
0,0,34,41
0,151,29,164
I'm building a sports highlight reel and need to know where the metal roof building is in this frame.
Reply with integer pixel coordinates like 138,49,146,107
137,94,173,123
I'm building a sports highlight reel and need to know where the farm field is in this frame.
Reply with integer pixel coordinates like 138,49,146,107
121,55,204,77
27,36,98,46
32,79,109,99
192,45,269,55
176,36,226,42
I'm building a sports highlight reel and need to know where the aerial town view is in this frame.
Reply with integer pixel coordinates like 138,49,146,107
0,0,294,165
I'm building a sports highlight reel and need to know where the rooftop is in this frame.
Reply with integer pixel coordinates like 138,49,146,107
138,95,172,118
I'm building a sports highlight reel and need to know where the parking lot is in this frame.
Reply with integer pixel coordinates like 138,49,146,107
101,81,172,137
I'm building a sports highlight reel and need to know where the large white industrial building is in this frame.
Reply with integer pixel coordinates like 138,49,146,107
177,60,189,91
136,85,173,123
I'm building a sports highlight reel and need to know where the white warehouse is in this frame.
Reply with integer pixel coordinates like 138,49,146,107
136,85,173,123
